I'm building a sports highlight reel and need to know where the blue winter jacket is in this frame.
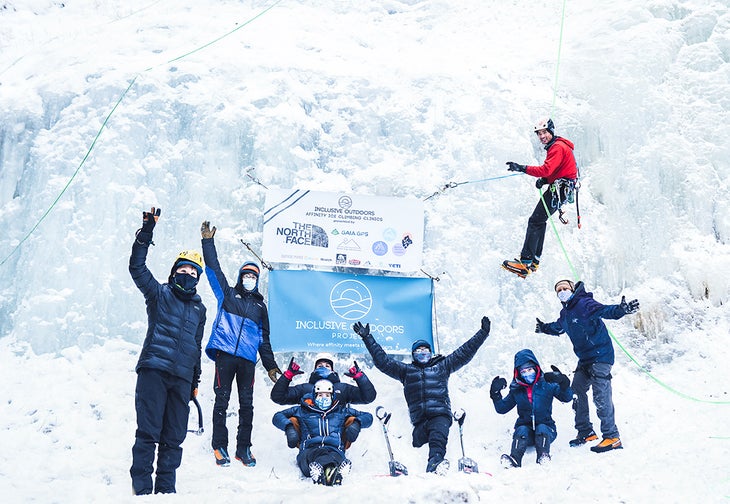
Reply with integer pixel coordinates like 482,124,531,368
201,238,277,371
542,281,627,365
492,349,573,431
272,392,373,453
362,327,489,425
129,233,206,385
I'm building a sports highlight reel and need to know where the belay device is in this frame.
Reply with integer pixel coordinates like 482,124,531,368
453,409,479,473
375,406,408,477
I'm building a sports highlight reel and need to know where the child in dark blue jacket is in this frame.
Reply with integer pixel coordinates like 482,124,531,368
490,348,573,467
272,379,372,485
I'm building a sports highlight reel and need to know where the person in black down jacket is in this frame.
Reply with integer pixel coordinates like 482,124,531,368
271,352,376,406
200,220,281,468
490,348,573,468
353,316,491,474
129,207,207,495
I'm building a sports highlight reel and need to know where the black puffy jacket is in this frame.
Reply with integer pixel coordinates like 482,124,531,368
129,234,206,385
270,370,376,405
362,328,488,425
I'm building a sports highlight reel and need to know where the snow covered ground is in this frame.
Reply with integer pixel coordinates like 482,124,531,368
1,0,729,502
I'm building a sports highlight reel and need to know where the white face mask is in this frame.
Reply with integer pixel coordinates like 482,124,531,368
242,279,257,291
557,290,572,303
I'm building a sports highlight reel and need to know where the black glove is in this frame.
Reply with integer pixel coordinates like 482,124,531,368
344,361,363,379
543,365,570,390
620,296,640,314
200,220,217,239
352,321,370,338
285,423,299,449
141,207,161,233
490,376,507,400
535,317,548,334
480,316,491,335
535,177,548,189
345,420,362,443
506,162,527,173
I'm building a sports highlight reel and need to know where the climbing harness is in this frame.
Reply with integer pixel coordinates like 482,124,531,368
550,176,581,228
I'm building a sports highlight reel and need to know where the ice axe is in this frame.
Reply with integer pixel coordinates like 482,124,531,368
453,409,479,473
375,406,408,477
187,397,204,436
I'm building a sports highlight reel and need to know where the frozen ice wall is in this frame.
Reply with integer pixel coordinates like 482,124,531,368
0,0,728,355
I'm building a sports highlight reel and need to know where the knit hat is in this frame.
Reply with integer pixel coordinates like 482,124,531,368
554,279,575,292
240,262,260,278
411,340,432,353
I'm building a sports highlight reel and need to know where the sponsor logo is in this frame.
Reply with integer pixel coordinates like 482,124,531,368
276,222,328,247
329,279,373,320
372,241,388,256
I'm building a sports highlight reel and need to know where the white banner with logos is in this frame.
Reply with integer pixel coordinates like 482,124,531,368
262,189,424,272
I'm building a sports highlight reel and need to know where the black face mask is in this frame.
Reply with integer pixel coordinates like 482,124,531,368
173,273,199,293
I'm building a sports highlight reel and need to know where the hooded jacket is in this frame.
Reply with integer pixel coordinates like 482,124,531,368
270,369,376,405
201,237,277,371
362,327,488,425
541,281,628,365
129,234,206,385
492,349,573,430
272,391,373,453
525,136,578,183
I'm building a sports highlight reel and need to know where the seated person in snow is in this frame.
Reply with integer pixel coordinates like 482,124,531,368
271,352,376,406
272,379,373,486
490,348,573,468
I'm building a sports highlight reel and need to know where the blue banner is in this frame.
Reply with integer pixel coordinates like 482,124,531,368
269,270,433,355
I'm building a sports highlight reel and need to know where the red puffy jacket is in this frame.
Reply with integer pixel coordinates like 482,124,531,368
525,137,577,183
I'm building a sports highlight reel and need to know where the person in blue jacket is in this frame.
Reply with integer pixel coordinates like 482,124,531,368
354,316,491,474
490,349,573,467
129,207,207,495
272,379,373,485
535,279,639,453
200,221,281,468
271,352,376,406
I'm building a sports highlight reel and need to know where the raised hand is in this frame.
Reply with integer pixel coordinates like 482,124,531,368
543,364,570,390
141,207,161,233
352,321,370,338
283,357,304,380
481,316,491,335
535,317,548,334
344,361,363,379
620,296,640,314
200,220,217,239
490,376,507,400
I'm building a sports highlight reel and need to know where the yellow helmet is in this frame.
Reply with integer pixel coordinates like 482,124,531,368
174,250,204,274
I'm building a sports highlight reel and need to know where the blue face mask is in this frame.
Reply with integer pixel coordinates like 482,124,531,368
315,395,332,410
413,349,431,364
314,367,332,379
520,367,537,384
173,273,198,293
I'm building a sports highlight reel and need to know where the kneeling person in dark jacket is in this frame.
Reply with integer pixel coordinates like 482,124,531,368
273,380,372,485
491,349,573,468
354,317,491,474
